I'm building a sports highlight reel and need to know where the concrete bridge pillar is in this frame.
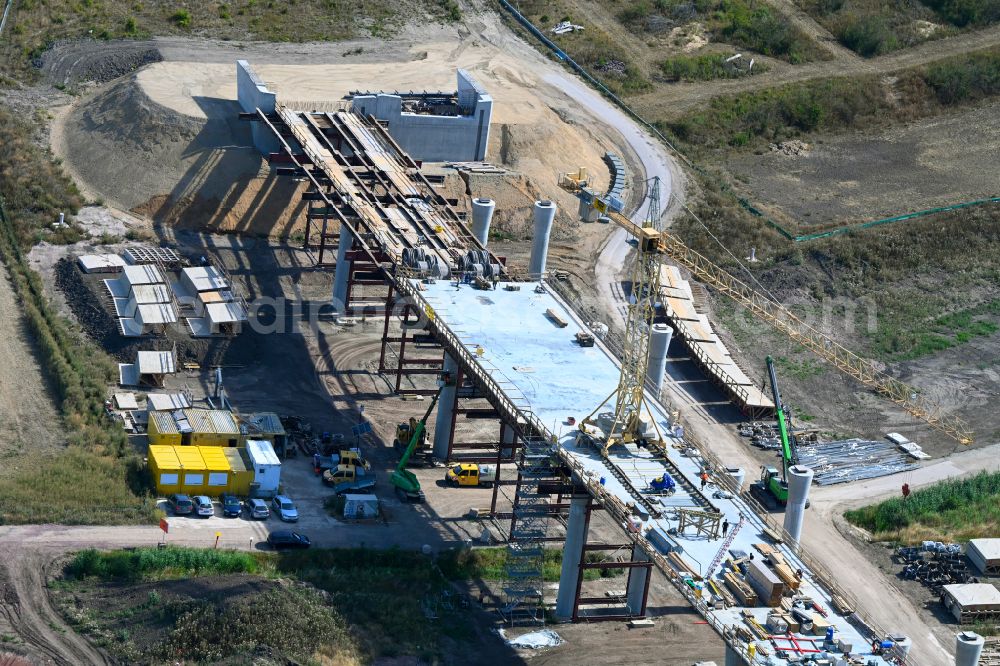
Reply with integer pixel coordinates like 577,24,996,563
332,229,354,312
432,354,459,460
783,465,813,545
554,495,590,620
625,544,651,616
500,423,517,459
646,324,672,394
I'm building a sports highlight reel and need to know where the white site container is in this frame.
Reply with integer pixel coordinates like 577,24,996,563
245,439,281,497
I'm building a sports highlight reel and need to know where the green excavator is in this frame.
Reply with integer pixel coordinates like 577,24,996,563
390,391,440,503
750,356,801,511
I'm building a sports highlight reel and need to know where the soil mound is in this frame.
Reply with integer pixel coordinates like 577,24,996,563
57,76,305,237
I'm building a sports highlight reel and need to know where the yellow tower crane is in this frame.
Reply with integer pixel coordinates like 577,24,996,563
580,177,666,454
559,170,973,448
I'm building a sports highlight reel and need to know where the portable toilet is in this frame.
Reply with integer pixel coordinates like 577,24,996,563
245,439,281,497
148,445,182,495
223,447,253,496
175,446,207,495
199,446,232,497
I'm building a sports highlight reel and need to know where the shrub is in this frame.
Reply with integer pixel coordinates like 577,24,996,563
923,0,1000,26
661,53,762,81
834,15,899,56
718,0,818,63
922,48,1000,103
845,472,1000,542
664,74,888,149
171,9,192,27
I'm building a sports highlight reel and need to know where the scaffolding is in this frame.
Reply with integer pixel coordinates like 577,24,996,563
501,433,557,624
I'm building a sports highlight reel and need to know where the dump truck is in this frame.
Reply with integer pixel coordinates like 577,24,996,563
445,463,497,487
322,464,376,495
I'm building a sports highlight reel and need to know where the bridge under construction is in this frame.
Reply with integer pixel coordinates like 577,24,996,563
238,59,945,665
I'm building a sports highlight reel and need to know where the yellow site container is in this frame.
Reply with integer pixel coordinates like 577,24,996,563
199,446,232,497
148,445,182,495
223,447,253,496
148,411,182,447
175,446,207,495
186,409,242,447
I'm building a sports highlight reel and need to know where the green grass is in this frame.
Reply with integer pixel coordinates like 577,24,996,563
798,0,972,57
60,577,355,664
844,471,1000,542
775,355,827,380
871,299,1000,360
503,0,652,94
0,0,460,81
663,47,1000,153
801,0,1000,57
0,108,157,525
922,0,1000,26
665,74,889,150
716,0,820,63
661,53,767,81
66,547,262,581
438,545,625,581
58,545,624,662
616,0,821,63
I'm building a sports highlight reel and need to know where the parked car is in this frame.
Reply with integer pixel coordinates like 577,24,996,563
169,494,193,516
245,498,270,520
221,493,242,518
192,495,214,517
267,531,311,550
271,495,299,522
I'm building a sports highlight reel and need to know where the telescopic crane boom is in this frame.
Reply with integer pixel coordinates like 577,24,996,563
390,391,440,502
767,355,795,482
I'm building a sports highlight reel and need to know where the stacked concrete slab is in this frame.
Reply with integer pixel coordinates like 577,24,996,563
176,266,247,337
658,264,773,414
105,264,177,336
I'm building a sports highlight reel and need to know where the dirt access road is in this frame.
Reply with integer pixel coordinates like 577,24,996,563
0,521,422,666
629,21,1000,118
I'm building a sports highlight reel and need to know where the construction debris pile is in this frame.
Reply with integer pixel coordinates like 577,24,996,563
794,438,917,485
898,542,978,595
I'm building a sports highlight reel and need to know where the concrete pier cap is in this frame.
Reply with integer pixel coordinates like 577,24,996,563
529,200,556,277
471,198,495,246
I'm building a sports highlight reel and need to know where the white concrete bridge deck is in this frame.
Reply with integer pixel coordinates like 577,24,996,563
416,277,895,665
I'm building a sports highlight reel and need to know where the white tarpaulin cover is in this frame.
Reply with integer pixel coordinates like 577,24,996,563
498,629,564,649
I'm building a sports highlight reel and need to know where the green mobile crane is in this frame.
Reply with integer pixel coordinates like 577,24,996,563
750,356,799,511
390,391,440,503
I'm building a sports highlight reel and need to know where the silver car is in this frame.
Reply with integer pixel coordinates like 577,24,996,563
192,495,214,517
271,495,299,522
246,498,270,520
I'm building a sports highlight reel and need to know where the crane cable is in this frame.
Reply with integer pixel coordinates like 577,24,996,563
679,202,784,308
